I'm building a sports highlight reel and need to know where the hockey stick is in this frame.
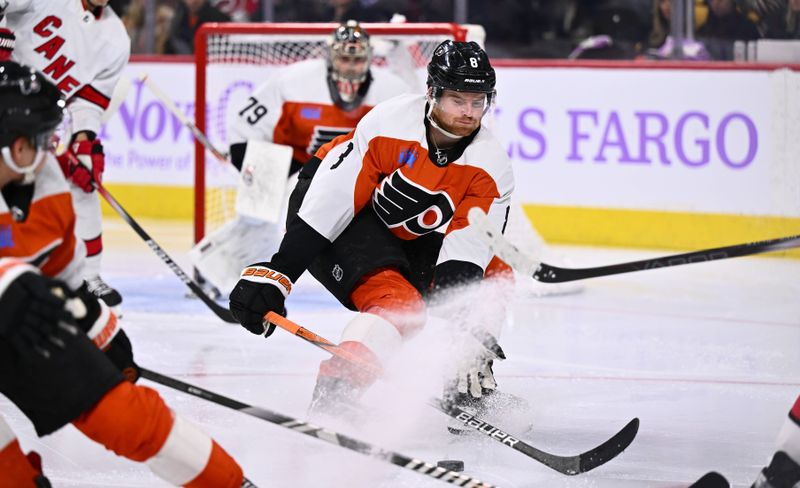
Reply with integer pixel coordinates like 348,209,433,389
139,367,498,488
90,179,235,323
266,311,639,475
140,75,229,162
468,208,800,283
101,77,132,125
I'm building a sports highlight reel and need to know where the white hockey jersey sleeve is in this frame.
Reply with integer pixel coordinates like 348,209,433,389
0,0,34,15
436,141,515,272
296,120,375,241
68,37,129,135
227,72,285,146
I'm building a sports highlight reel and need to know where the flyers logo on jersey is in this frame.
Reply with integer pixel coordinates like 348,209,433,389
306,126,351,156
372,170,455,236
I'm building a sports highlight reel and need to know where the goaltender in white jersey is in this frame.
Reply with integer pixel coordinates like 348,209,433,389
190,20,413,295
1,0,129,312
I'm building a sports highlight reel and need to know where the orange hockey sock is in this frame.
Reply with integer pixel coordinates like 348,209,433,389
73,381,243,487
0,440,41,488
185,441,243,488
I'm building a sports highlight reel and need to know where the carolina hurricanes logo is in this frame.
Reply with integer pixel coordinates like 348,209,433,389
372,171,455,236
306,126,351,156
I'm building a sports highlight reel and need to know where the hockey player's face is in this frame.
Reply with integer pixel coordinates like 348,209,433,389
1,136,41,186
332,54,369,82
433,91,486,136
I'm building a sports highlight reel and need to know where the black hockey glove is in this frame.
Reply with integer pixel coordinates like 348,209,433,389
229,262,292,337
0,265,79,360
71,283,140,382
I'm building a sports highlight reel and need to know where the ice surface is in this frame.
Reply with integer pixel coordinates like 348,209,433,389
2,219,797,487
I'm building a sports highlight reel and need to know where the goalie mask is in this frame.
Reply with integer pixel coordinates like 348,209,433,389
0,61,65,185
326,20,373,111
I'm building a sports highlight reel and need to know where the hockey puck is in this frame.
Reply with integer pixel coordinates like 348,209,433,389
437,460,464,472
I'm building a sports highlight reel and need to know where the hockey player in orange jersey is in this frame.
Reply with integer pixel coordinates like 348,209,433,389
190,20,413,296
229,40,515,417
1,0,129,312
0,61,252,488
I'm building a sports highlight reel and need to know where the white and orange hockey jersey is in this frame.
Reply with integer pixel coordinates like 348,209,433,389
229,58,412,164
0,155,85,288
300,93,514,272
1,0,130,135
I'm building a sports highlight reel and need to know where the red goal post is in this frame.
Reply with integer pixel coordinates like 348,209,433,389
193,22,472,244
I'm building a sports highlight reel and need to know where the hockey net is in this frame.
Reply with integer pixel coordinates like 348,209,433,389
194,22,472,243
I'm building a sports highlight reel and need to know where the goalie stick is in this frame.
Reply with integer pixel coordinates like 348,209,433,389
265,312,639,475
90,178,235,323
139,367,498,488
468,207,800,283
140,74,229,163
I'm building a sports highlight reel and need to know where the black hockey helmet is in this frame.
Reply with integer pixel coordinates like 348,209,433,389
0,61,64,151
427,40,496,100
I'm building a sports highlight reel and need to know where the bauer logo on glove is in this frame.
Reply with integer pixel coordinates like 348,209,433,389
241,265,292,295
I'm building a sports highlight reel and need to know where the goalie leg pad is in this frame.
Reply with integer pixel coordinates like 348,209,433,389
190,216,282,294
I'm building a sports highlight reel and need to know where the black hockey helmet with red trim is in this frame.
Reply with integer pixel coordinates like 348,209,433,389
0,61,65,150
427,40,496,101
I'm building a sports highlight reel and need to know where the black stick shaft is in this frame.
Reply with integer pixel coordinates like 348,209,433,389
139,368,497,487
535,233,800,283
94,182,236,323
94,183,236,322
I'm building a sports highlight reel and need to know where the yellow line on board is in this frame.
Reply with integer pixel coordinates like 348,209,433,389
522,204,800,258
100,183,194,220
99,184,800,258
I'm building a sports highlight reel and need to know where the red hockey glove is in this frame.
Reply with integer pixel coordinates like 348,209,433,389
0,28,15,62
56,139,105,193
229,262,291,337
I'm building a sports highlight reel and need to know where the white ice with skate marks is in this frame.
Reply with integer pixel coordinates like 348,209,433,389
0,219,797,487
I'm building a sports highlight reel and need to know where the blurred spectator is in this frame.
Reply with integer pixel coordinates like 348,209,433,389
696,0,759,58
317,0,395,22
753,0,800,38
648,0,709,48
212,0,261,21
787,0,800,37
123,0,176,54
165,0,230,54
697,0,760,40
